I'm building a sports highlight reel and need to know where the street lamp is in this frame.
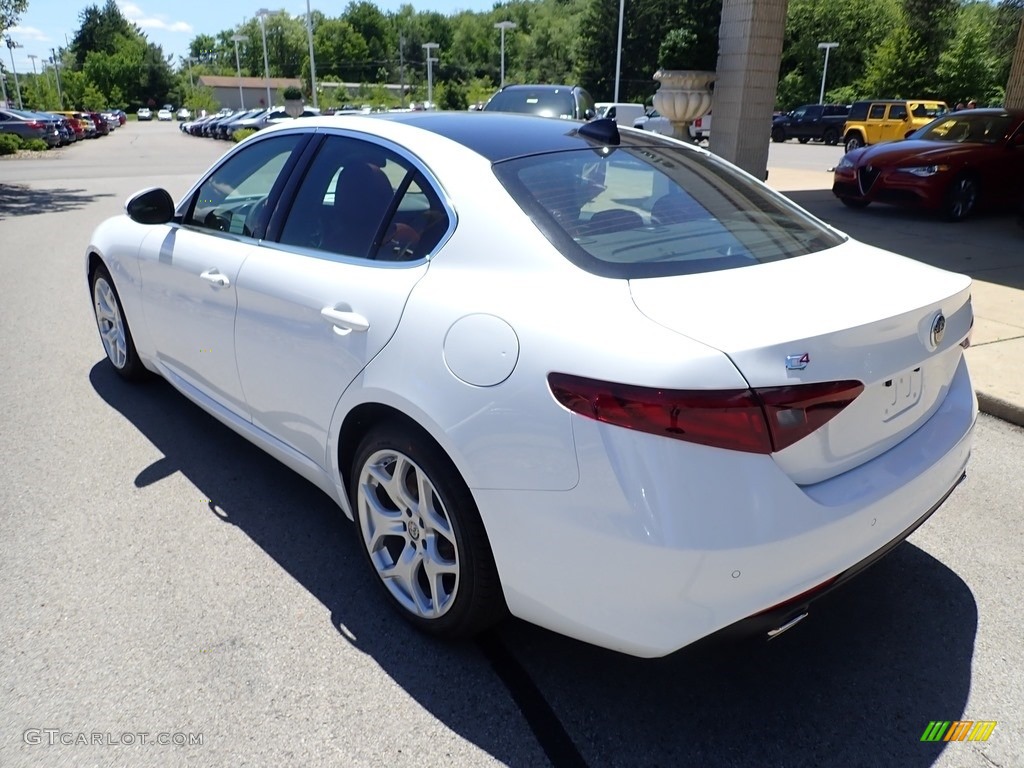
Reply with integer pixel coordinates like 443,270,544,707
817,42,839,105
613,0,625,103
305,0,318,108
256,9,273,109
493,21,515,89
422,42,438,109
4,37,24,109
49,49,63,108
231,34,248,109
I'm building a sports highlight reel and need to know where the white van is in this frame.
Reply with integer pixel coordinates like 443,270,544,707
596,102,646,126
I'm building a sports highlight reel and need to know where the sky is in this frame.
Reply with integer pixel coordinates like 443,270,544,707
5,0,495,73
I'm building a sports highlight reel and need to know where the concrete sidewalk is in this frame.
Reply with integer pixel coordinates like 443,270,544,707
767,165,1024,428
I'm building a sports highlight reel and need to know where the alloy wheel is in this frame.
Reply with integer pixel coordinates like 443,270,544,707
93,276,127,369
357,449,460,619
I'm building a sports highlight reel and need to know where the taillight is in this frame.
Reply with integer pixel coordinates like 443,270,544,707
548,373,863,454
26,120,43,129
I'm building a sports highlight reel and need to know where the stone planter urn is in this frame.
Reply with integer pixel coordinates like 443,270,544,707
652,69,715,141
284,98,304,118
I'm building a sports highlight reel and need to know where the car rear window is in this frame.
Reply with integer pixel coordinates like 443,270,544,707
911,113,1016,144
493,142,845,278
485,88,576,119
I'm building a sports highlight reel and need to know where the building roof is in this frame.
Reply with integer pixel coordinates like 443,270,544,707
198,75,302,89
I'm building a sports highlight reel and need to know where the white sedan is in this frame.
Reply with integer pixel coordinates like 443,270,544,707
157,108,173,121
86,113,976,657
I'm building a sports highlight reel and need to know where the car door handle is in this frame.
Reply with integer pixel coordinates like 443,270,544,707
199,269,230,288
321,307,370,334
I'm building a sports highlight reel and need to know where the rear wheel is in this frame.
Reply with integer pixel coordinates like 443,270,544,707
351,423,504,638
823,129,838,146
944,175,978,222
840,197,871,209
844,133,864,153
91,264,148,380
798,137,810,144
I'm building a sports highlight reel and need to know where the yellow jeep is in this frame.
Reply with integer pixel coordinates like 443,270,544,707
842,99,949,153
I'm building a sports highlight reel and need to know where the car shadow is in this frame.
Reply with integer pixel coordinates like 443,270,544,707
785,188,1024,291
0,183,115,217
90,361,978,768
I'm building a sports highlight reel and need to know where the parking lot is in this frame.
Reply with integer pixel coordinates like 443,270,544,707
1,120,1022,767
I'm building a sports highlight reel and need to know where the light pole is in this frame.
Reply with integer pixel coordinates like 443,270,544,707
817,42,838,105
231,34,248,109
613,0,625,103
5,37,23,109
493,21,515,89
305,0,318,108
256,9,273,109
26,53,38,108
422,42,438,109
1,72,7,109
49,49,63,108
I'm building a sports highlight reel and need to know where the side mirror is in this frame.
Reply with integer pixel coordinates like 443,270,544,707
125,187,175,225
583,108,597,121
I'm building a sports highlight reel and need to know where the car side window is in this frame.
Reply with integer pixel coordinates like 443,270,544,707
889,104,908,120
792,107,806,120
279,135,423,261
373,173,450,261
869,104,887,119
186,135,302,238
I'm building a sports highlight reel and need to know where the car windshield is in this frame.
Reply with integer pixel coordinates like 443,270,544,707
907,103,947,118
493,140,845,278
486,88,575,119
910,113,1016,144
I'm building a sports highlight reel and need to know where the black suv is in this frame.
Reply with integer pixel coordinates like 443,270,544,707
483,85,597,121
771,104,850,145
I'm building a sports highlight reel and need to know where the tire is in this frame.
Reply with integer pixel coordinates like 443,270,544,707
844,133,864,153
350,422,504,638
944,175,978,222
798,137,810,144
91,263,148,380
840,197,871,209
823,129,838,146
771,127,786,143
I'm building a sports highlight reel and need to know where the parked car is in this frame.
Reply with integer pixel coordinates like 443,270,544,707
86,112,976,658
842,99,949,153
176,107,191,121
0,108,61,147
88,111,111,136
483,84,597,121
56,111,97,139
137,107,152,121
157,108,173,122
632,108,710,142
833,108,1024,220
219,108,267,138
253,106,320,131
771,104,849,145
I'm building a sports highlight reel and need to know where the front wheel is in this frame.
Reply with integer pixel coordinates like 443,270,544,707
844,133,864,153
798,137,810,144
91,264,148,380
351,423,504,638
823,129,838,146
771,127,786,143
944,176,978,222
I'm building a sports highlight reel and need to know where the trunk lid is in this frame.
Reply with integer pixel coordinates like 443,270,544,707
629,241,973,484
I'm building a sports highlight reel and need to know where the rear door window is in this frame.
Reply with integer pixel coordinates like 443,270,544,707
868,104,887,119
888,104,908,120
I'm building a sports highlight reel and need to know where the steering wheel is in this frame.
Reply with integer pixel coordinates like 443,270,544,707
243,197,270,239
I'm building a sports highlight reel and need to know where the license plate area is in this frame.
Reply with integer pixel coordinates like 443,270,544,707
882,367,923,421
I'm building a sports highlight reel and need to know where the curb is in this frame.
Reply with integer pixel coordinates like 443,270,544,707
976,390,1024,429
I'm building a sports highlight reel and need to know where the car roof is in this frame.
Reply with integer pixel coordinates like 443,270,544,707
356,111,670,162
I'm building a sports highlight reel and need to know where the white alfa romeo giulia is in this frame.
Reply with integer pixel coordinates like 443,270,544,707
86,113,976,657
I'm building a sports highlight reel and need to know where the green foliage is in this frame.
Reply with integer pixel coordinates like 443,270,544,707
232,128,257,142
0,0,28,33
23,138,49,151
186,85,221,115
282,85,303,100
437,80,469,110
0,133,22,154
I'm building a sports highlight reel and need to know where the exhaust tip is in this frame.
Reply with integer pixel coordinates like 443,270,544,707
767,611,809,640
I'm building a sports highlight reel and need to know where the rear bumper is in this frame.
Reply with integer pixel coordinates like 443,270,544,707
475,356,976,657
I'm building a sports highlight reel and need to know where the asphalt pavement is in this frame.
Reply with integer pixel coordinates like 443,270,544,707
1,122,1022,768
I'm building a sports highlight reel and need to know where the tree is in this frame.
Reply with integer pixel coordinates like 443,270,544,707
935,2,997,104
0,0,28,35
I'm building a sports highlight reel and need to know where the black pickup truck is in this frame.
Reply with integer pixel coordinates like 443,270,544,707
771,104,850,145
